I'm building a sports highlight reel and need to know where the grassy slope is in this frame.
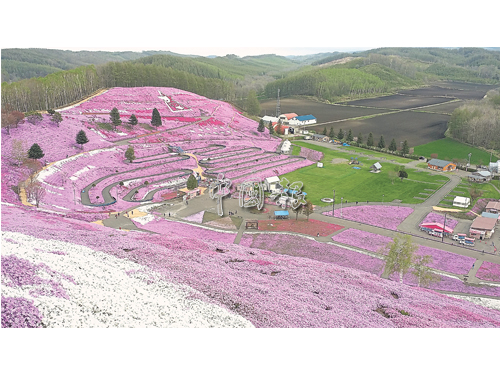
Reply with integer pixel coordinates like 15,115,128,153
283,142,448,205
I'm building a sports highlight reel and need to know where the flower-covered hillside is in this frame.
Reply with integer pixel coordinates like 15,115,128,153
3,204,500,328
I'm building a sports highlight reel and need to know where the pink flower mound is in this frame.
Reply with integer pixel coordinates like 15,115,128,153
134,216,237,244
299,147,323,162
2,296,43,328
389,273,500,298
332,228,475,274
421,211,458,230
476,262,500,282
241,233,386,276
183,211,205,224
323,205,414,230
3,205,500,328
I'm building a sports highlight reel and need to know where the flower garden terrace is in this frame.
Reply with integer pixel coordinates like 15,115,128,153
3,86,500,327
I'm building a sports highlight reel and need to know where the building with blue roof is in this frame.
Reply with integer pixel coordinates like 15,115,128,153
289,114,317,126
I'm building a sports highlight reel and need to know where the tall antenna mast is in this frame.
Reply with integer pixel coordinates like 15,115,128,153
276,88,281,117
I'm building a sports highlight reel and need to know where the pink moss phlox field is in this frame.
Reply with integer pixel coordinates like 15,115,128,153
299,147,323,162
240,233,385,276
476,262,500,282
2,254,75,299
3,205,500,327
466,198,497,218
332,228,475,274
421,211,458,230
1,296,44,328
388,272,500,298
323,205,414,230
4,87,500,328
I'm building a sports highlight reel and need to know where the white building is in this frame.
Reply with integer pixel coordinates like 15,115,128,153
264,176,280,191
261,116,278,125
453,196,471,208
288,115,317,126
489,160,500,173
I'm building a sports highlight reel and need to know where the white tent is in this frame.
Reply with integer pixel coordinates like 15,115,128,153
453,196,471,208
281,140,291,153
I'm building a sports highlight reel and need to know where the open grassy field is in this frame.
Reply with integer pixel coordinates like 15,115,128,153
413,138,499,165
438,178,500,212
282,142,449,206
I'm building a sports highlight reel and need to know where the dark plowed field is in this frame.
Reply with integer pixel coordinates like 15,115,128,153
259,98,393,123
433,81,500,92
258,82,497,147
340,95,454,110
419,100,464,115
307,111,450,147
399,86,488,100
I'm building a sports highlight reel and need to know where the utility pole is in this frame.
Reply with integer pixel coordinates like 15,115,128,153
276,89,281,118
332,189,335,217
442,212,447,243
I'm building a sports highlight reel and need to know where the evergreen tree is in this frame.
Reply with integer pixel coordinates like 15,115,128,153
186,174,198,190
346,129,353,142
329,127,335,138
402,140,409,155
337,128,344,140
246,90,261,116
128,114,138,126
398,166,408,181
28,143,44,160
367,133,374,147
388,138,397,152
110,107,121,129
125,146,136,162
322,126,327,135
151,108,162,127
257,119,265,132
357,132,363,144
268,121,275,135
378,135,385,149
76,130,89,149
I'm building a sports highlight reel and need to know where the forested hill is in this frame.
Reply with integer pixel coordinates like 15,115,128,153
1,49,193,82
2,47,500,113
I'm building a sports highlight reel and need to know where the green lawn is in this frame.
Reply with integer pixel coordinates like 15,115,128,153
346,146,413,164
413,138,498,165
283,142,449,206
437,178,500,210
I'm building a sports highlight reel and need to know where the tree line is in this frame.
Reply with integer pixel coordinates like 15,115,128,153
1,62,236,113
447,90,500,151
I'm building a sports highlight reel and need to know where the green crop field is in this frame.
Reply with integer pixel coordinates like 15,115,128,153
413,138,498,165
283,142,449,206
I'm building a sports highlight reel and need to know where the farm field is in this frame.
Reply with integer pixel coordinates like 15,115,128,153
306,111,450,148
259,98,393,123
420,100,464,115
398,86,493,100
260,82,498,148
340,94,454,110
413,138,499,165
281,142,449,205
433,81,500,93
